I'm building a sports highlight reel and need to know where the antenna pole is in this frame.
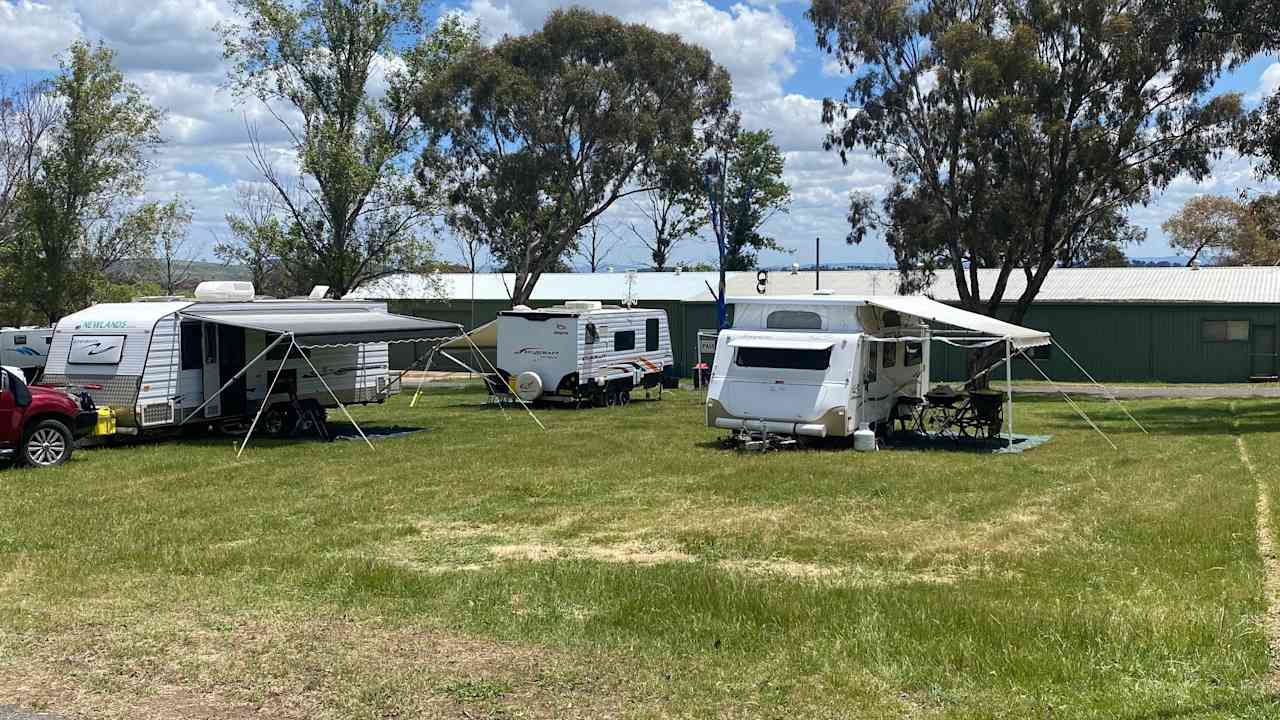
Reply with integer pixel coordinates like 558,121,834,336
815,237,821,291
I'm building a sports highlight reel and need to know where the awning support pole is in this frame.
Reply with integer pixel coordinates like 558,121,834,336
410,344,442,408
180,331,290,426
295,338,375,450
1054,341,1148,434
1005,339,1013,449
237,336,294,458
1018,349,1117,450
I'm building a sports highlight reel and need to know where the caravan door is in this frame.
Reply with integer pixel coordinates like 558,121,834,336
201,323,248,419
201,323,221,418
857,338,898,426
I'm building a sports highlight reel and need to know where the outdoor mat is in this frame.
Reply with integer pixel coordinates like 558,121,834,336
882,432,1053,454
329,426,432,442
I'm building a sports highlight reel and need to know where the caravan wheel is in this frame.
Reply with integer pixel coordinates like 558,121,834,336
618,390,631,406
261,404,297,437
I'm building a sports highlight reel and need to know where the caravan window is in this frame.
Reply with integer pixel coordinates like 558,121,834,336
767,310,823,330
882,342,897,368
12,335,26,345
585,322,599,345
614,330,636,351
646,318,659,351
180,324,202,370
735,346,831,371
68,335,125,365
203,324,218,363
904,341,923,367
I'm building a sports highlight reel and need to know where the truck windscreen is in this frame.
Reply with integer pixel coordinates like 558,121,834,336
734,347,831,371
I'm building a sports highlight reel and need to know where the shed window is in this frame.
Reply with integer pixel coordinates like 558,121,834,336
766,310,823,330
904,341,923,367
646,318,659,352
614,330,635,351
882,342,897,368
1202,320,1250,342
180,323,203,370
735,346,831,371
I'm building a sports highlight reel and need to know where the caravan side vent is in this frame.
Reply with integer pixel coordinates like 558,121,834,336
141,401,175,426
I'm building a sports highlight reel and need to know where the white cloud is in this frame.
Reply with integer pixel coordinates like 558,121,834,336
447,0,526,44
1249,63,1280,103
0,1,82,69
822,57,850,78
74,0,233,73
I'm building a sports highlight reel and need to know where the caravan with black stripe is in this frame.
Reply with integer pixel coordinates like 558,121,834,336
496,302,675,407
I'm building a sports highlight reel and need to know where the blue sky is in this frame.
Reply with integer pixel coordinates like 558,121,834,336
2,0,1278,272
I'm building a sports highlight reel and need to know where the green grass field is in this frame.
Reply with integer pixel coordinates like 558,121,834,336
0,384,1277,719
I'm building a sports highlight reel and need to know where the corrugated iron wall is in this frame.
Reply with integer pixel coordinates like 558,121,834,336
930,303,1280,383
389,297,1280,383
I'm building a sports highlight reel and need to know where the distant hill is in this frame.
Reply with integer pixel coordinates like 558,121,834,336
107,259,250,284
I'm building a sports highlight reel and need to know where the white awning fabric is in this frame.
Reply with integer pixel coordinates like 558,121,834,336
440,320,497,350
181,309,461,348
728,337,835,351
864,296,1051,349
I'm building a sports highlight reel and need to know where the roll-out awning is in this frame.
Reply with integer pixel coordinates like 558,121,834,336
439,319,497,350
180,309,461,348
864,296,1051,349
728,337,835,351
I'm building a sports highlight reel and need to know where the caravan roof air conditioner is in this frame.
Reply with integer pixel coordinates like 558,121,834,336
194,281,256,302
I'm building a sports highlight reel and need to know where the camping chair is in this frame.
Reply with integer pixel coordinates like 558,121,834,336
891,395,925,434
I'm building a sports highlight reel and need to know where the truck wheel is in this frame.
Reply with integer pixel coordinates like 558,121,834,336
21,419,73,467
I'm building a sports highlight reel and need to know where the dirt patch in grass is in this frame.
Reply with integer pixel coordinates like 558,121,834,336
367,522,1000,588
1236,436,1280,697
0,617,620,720
491,542,695,565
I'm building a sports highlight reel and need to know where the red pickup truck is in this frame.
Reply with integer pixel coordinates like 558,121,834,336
0,365,97,467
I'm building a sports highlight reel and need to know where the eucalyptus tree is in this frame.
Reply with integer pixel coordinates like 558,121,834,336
809,0,1243,321
220,0,477,297
10,41,175,322
417,8,732,306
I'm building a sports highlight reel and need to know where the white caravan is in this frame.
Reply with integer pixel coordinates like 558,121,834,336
41,282,459,434
0,327,53,380
496,302,674,405
705,295,1051,440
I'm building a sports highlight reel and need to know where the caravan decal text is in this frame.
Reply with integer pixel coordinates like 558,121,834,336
514,346,559,358
78,320,129,329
